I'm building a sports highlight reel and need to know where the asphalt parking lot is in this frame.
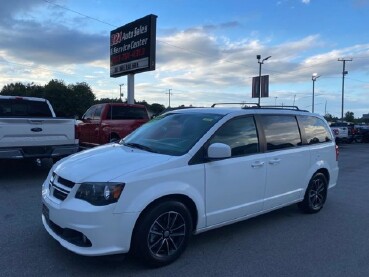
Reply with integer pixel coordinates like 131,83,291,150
0,143,369,276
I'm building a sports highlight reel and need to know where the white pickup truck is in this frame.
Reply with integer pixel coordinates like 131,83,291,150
0,96,79,162
329,122,352,143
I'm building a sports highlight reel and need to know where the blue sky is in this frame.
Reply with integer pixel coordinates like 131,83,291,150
1,0,369,118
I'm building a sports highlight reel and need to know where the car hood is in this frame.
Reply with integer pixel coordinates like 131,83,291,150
54,144,173,183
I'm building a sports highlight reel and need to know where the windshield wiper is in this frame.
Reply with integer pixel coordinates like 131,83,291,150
123,142,157,153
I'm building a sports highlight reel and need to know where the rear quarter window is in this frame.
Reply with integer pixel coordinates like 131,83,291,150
298,116,332,144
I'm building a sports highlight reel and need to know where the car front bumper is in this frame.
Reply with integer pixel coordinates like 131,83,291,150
42,192,139,256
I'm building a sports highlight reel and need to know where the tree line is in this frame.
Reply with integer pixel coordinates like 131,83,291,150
1,80,367,124
0,80,166,118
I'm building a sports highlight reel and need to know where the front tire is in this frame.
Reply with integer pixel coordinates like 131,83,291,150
298,173,328,214
132,201,193,267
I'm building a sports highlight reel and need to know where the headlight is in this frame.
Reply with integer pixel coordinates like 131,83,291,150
75,182,125,206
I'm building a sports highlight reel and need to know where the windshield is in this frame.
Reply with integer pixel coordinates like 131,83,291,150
121,112,223,156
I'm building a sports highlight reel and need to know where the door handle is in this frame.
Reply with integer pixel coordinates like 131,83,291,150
269,158,281,165
251,161,265,168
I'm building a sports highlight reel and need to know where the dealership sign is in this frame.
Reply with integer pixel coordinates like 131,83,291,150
110,14,157,77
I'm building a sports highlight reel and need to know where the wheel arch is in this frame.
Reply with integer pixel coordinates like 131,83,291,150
133,194,199,234
300,165,331,199
315,168,330,184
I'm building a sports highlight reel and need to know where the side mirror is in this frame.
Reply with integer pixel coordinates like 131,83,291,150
207,143,231,159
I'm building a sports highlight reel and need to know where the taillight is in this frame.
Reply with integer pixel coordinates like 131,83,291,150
335,145,339,161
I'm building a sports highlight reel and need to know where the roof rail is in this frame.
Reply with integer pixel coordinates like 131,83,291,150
211,103,309,112
211,102,260,108
257,105,303,110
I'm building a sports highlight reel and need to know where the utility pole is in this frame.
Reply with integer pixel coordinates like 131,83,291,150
338,58,352,120
166,89,172,108
119,84,124,102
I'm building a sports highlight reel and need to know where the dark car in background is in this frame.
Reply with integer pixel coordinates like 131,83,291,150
354,125,369,143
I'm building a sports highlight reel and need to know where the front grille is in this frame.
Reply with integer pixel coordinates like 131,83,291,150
58,176,75,188
53,186,69,201
50,173,76,201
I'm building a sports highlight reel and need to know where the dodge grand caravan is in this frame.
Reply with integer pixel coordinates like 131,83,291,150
42,105,339,267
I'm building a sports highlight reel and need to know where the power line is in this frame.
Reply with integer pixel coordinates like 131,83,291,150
43,0,117,27
42,0,350,76
34,0,369,94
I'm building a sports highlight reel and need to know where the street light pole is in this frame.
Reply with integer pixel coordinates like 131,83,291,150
256,55,271,105
312,73,320,113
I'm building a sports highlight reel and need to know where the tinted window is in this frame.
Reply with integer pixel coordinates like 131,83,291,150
209,116,259,156
109,106,148,120
0,99,52,117
261,115,301,151
298,116,332,144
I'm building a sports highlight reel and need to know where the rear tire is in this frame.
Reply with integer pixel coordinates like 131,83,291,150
298,173,328,214
132,201,192,267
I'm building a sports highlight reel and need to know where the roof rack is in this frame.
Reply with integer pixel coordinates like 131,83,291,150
211,103,309,112
211,102,260,108
255,105,306,111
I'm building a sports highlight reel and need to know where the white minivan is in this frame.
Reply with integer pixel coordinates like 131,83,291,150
42,105,339,267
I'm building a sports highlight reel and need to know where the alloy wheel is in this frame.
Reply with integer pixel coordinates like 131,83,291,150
147,211,186,258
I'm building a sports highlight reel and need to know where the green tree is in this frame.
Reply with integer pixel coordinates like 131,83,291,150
344,111,354,123
68,82,96,118
149,103,166,115
44,80,70,117
1,82,28,96
324,113,340,122
1,82,45,98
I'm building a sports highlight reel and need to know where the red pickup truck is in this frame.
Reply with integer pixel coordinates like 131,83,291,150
77,103,150,148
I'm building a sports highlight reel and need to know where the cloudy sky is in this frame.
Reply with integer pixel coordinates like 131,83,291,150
1,0,369,118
